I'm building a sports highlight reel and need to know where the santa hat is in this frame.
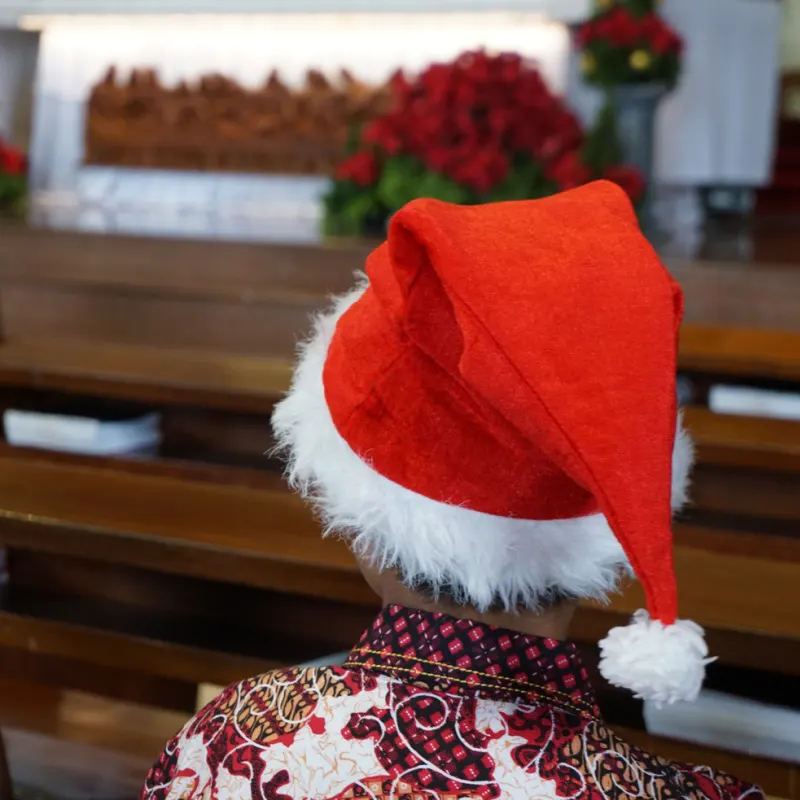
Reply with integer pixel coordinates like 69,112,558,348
273,180,709,705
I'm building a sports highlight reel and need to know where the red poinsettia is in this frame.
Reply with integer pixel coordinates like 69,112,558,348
336,151,379,186
450,148,510,193
603,6,641,47
326,48,647,236
577,1,683,87
379,52,586,186
0,140,25,176
580,5,682,53
603,164,646,202
547,150,593,192
643,13,683,55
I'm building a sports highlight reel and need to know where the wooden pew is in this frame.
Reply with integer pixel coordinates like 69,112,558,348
681,326,800,383
0,226,797,772
0,339,292,413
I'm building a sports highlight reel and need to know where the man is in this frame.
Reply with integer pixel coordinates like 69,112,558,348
143,182,761,800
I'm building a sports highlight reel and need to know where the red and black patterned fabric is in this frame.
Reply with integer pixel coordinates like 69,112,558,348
347,605,600,720
142,605,763,800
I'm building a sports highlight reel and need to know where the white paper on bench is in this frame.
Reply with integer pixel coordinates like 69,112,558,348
645,689,800,764
709,385,800,422
3,409,162,455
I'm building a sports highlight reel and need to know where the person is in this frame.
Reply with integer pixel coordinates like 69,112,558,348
143,182,762,800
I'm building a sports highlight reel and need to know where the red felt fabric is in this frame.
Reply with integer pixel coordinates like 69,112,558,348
323,181,683,626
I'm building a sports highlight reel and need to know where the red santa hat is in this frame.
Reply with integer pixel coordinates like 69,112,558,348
273,181,708,705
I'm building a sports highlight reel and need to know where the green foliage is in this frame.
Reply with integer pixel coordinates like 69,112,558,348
375,156,426,210
322,178,383,237
414,170,472,205
482,156,555,203
580,0,683,89
0,173,26,218
581,97,622,173
621,0,657,17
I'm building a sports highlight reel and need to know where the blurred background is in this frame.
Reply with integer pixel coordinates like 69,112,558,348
0,1,798,797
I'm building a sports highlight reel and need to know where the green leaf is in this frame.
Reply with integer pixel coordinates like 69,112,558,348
582,96,622,173
0,174,26,206
483,155,547,202
376,155,426,210
414,171,471,204
625,0,655,17
322,177,383,236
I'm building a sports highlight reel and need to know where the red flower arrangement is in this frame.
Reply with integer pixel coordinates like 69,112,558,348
0,137,27,218
576,0,683,88
325,51,643,236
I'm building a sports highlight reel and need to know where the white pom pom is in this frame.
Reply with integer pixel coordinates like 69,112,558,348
599,610,713,706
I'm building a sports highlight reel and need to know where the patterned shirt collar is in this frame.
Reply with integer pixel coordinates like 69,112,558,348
347,604,600,720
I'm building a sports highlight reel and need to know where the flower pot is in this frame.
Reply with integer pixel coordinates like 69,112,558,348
610,83,669,230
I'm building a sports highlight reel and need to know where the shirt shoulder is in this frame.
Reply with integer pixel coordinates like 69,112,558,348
671,760,766,800
581,719,765,800
142,667,764,800
141,664,377,800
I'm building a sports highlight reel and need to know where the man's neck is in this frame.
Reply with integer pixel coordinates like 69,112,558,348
378,585,577,641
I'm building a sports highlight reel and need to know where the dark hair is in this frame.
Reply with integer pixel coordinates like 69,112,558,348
411,577,573,614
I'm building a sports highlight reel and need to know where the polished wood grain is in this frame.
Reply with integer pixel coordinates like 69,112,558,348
0,678,187,799
0,225,366,301
0,438,796,640
0,339,292,413
601,544,800,640
573,607,800,677
680,326,800,382
668,259,800,333
690,464,800,521
0,644,197,713
0,327,796,421
0,611,280,687
685,407,800,473
674,524,800,563
0,446,354,572
0,445,365,604
0,284,319,355
3,225,800,332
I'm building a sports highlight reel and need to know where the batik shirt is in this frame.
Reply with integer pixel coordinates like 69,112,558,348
143,605,763,800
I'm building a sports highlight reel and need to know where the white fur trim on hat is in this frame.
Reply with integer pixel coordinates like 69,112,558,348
599,610,713,705
272,282,694,613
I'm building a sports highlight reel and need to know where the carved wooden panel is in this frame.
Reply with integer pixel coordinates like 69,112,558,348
84,66,393,175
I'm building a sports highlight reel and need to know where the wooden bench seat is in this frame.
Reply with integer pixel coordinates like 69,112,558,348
0,225,366,302
0,326,795,418
0,339,292,413
0,444,795,656
0,328,796,414
680,326,800,382
0,608,279,689
0,229,798,773
0,444,370,604
684,406,800,473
